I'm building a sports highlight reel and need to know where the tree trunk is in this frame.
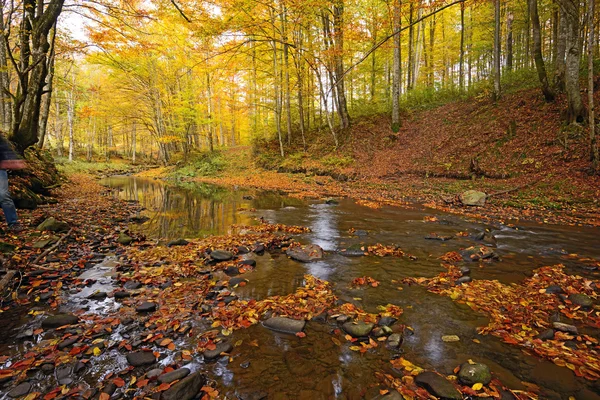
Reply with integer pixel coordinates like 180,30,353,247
555,5,567,92
588,0,598,170
529,0,555,102
37,23,57,149
493,0,501,100
332,1,350,130
459,2,465,90
132,122,136,163
407,2,414,91
391,0,401,132
506,8,514,71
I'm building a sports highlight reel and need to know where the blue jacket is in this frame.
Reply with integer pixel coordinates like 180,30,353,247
0,135,18,162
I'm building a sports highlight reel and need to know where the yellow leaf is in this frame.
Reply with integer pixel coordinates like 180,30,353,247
472,383,483,391
93,347,102,356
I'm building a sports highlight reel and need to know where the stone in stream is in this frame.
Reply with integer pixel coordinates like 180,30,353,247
286,244,324,262
136,302,157,313
161,372,206,400
56,364,73,385
544,285,564,294
339,244,367,257
415,371,462,400
237,245,250,254
387,333,403,350
458,362,492,385
461,245,497,262
87,291,107,300
203,342,233,361
553,322,578,334
342,321,374,338
158,368,190,384
37,217,70,232
459,266,471,276
211,249,234,261
253,244,265,254
239,259,257,268
42,314,79,329
117,232,134,245
224,266,240,276
16,328,34,340
371,326,393,338
425,234,453,241
459,190,487,207
8,382,32,398
568,293,594,308
455,276,472,285
229,277,247,286
147,369,163,379
378,316,397,327
0,241,16,253
325,198,339,205
102,382,117,397
167,239,189,247
537,329,555,340
114,290,131,299
124,280,142,290
263,317,305,334
58,336,78,349
40,363,55,374
126,351,156,367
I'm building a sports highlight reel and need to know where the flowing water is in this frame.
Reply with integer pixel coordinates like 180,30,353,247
2,175,600,400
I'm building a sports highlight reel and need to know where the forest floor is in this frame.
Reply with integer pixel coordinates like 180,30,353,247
140,87,600,227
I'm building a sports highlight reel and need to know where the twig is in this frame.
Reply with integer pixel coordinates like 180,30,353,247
487,182,535,198
0,270,16,294
31,228,74,265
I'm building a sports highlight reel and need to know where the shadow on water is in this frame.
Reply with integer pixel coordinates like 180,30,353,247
2,176,598,399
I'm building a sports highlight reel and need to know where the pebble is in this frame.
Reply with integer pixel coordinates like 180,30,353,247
158,368,190,384
126,351,156,367
136,302,157,313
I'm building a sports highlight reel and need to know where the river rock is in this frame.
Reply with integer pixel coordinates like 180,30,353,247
41,363,55,374
203,342,233,361
455,276,472,285
458,362,492,385
286,244,324,262
126,351,156,367
102,383,117,396
342,321,374,337
224,266,240,276
161,372,206,400
211,249,234,261
553,322,578,334
568,293,593,308
8,382,32,398
158,368,190,384
459,190,487,206
415,371,462,400
42,314,79,329
425,234,453,241
387,333,403,349
56,364,73,385
147,369,163,379
136,302,156,313
0,241,16,253
237,246,250,254
263,317,305,334
114,290,131,299
117,232,133,245
537,329,555,340
167,239,189,247
339,244,367,257
379,316,397,326
58,336,78,349
87,291,107,300
461,245,497,261
544,285,564,294
124,281,142,290
37,217,70,233
239,259,256,267
229,277,247,286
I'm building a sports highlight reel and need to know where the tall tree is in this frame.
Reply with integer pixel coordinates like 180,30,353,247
391,0,401,131
588,0,598,170
529,0,555,101
492,0,501,100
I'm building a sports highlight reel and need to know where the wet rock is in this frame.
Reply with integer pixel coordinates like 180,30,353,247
117,233,134,245
56,364,73,385
544,285,564,294
380,391,403,400
459,266,471,276
564,340,578,349
158,368,190,384
229,277,247,286
455,276,472,285
41,363,55,374
114,290,131,299
378,316,397,327
16,328,34,340
458,362,492,385
263,317,305,334
223,296,237,304
425,234,453,241
211,250,234,261
87,291,107,300
339,244,367,257
102,382,117,397
415,371,462,400
224,266,240,276
124,280,142,290
372,326,393,338
342,321,374,338
537,329,555,340
239,259,256,267
160,281,173,289
147,369,163,379
352,230,368,237
286,244,324,262
253,244,265,254
461,245,497,261
8,382,32,398
568,293,593,308
470,231,486,241
167,239,189,247
203,342,233,361
240,361,250,369
39,292,53,301
553,322,578,334
37,217,70,232
459,190,487,206
136,302,157,313
42,314,79,329
336,315,351,324
237,246,250,254
58,336,78,349
73,361,85,374
325,198,339,205
387,333,403,349
126,351,156,367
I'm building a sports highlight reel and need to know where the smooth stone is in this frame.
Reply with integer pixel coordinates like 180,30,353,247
342,321,374,338
102,383,117,396
124,281,142,290
461,245,497,261
37,217,70,233
537,329,555,340
41,363,55,374
147,369,163,379
114,291,131,299
211,250,234,261
455,276,472,285
459,266,471,276
126,351,156,367
239,259,256,267
459,190,487,206
263,317,305,334
353,230,368,236
87,291,107,300
237,246,250,254
158,368,190,384
224,266,240,276
8,382,32,398
458,362,492,385
553,322,578,334
387,333,403,349
425,234,453,241
203,342,233,361
56,364,73,385
42,314,79,329
117,233,133,245
415,371,462,400
161,372,206,400
58,337,78,349
286,244,324,262
16,329,34,340
229,277,247,286
136,302,157,313
339,244,367,257
545,285,564,294
167,239,189,247
568,293,593,308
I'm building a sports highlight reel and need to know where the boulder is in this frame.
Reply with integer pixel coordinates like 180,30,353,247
37,217,69,233
42,314,79,329
126,351,156,367
415,371,462,400
286,244,324,262
263,317,305,334
211,249,234,261
458,362,492,385
459,190,487,207
158,368,190,384
161,372,206,400
342,321,374,338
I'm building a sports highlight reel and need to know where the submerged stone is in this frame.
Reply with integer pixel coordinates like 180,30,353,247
211,249,234,261
263,317,305,334
158,368,190,384
458,362,492,385
342,321,374,337
415,371,462,400
161,372,206,400
126,351,156,367
203,342,233,360
286,244,324,262
42,314,79,329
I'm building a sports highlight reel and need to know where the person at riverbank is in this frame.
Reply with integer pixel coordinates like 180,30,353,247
0,135,26,231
